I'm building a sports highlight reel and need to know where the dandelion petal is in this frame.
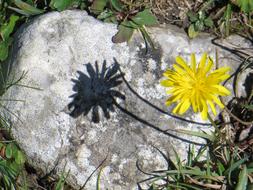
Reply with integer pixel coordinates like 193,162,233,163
179,100,191,114
211,95,224,108
213,85,231,96
199,53,207,69
191,53,196,71
205,57,213,73
172,102,183,114
175,56,189,70
207,100,217,116
200,99,208,120
160,80,173,87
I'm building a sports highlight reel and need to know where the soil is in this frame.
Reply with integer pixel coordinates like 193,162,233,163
150,0,202,25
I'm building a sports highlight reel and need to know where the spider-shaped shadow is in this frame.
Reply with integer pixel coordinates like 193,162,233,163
68,61,125,123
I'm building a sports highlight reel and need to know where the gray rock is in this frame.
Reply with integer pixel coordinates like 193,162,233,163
4,10,252,189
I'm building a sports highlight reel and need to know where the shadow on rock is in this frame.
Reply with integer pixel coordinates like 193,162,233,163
68,61,125,123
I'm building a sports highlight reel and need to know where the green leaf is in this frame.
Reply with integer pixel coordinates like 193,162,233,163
224,4,232,37
97,10,114,20
224,146,230,163
237,0,253,13
112,20,134,43
10,144,18,157
50,0,79,11
177,129,215,142
55,173,66,190
193,145,207,162
187,145,194,167
165,169,218,177
13,0,44,15
139,26,155,50
171,146,181,170
5,144,13,159
224,156,249,176
198,11,206,20
0,159,16,180
25,0,34,5
235,165,248,190
188,24,199,38
0,15,19,41
15,151,25,165
7,6,30,16
194,20,204,31
90,0,108,14
131,9,158,26
104,16,117,23
110,0,123,12
187,11,198,22
242,104,253,110
178,183,203,190
0,38,12,61
204,17,213,27
9,161,20,173
97,10,117,23
217,161,225,175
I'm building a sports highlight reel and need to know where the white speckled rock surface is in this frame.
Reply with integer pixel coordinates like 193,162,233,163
4,10,252,189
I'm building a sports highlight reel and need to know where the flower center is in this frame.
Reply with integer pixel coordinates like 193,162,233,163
188,75,206,92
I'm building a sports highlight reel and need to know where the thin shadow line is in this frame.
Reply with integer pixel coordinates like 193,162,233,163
113,100,205,146
136,160,161,189
113,59,212,126
79,153,108,190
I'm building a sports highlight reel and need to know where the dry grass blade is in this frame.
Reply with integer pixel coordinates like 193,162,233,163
221,97,253,126
187,176,222,189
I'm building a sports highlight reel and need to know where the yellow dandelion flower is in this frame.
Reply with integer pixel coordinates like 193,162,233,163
160,53,231,120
